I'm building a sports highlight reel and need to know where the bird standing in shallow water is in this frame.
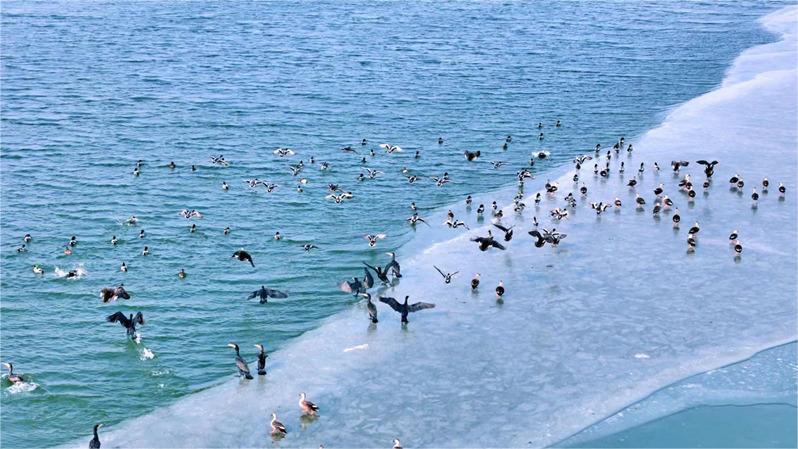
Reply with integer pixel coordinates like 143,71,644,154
270,412,287,436
299,392,319,416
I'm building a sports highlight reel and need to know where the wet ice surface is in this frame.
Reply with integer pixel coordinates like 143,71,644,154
559,342,797,446
67,6,797,448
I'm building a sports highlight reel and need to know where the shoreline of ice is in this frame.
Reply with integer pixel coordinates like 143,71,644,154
61,4,796,448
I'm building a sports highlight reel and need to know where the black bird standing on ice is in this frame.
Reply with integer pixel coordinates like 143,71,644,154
89,423,102,449
255,343,268,375
227,343,252,379
360,293,379,324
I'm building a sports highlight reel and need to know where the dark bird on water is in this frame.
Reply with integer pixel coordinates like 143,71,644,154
227,343,253,379
247,286,288,304
232,249,255,267
89,423,103,449
100,285,130,303
2,362,23,384
379,295,435,324
254,343,268,375
464,150,481,161
106,311,145,339
471,273,481,290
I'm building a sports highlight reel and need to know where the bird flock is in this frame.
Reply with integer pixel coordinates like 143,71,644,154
4,121,789,448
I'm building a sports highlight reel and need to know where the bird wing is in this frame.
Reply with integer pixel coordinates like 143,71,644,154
363,268,374,288
493,223,509,232
133,312,145,325
106,311,130,327
362,262,378,273
529,230,542,239
434,265,446,278
490,240,506,250
696,160,709,166
266,288,288,299
236,357,251,374
375,233,386,240
338,280,355,293
379,296,403,312
408,302,436,312
247,290,258,300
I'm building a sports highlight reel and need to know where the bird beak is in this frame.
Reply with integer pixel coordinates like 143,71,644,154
98,424,104,428
2,363,9,369
227,343,236,348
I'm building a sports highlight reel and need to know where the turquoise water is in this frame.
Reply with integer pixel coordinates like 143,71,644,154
567,404,797,448
0,1,790,447
559,342,798,448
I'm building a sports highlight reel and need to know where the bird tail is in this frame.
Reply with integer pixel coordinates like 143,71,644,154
245,373,253,380
249,260,255,267
371,317,379,324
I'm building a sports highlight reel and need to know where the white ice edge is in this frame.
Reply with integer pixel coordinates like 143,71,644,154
60,4,797,448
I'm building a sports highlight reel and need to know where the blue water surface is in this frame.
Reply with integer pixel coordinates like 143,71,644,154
0,1,789,446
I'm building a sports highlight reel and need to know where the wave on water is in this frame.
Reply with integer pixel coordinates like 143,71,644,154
2,378,39,395
53,264,87,279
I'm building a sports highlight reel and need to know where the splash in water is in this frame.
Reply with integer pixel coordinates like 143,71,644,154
53,265,87,279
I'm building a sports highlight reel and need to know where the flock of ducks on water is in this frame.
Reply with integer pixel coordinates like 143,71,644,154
5,119,790,448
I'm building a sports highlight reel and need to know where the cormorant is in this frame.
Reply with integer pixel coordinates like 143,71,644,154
255,343,268,375
379,295,435,324
247,286,288,304
89,423,102,449
106,311,144,339
227,343,252,379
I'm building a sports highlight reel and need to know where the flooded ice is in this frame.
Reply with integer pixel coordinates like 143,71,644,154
64,5,796,448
